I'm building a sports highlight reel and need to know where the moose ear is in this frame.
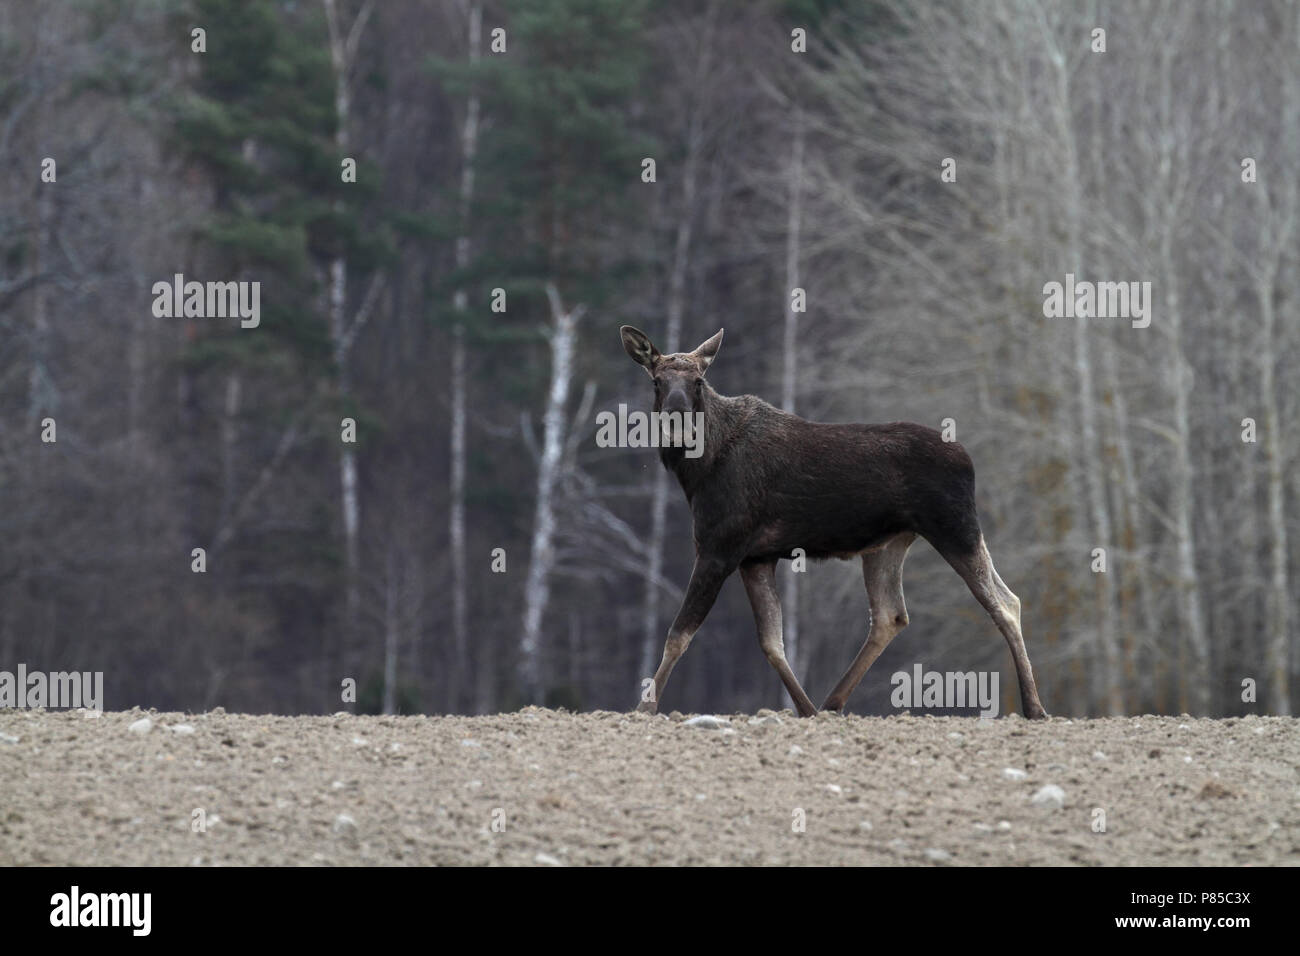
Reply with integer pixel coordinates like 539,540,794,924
690,328,724,372
620,326,660,374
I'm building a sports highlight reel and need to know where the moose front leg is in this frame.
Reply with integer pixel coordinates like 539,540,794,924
740,558,818,717
636,556,732,714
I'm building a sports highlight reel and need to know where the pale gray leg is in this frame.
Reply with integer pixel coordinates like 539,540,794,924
943,536,1047,719
822,533,916,712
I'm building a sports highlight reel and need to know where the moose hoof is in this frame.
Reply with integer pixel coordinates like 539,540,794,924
1025,704,1049,720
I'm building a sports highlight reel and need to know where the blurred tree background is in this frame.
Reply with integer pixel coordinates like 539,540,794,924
0,0,1295,717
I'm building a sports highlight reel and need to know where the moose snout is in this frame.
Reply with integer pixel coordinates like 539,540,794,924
661,388,691,414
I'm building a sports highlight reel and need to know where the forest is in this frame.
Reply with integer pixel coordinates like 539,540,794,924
0,0,1296,718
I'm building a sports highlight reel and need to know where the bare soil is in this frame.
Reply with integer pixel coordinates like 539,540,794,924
2,708,1297,866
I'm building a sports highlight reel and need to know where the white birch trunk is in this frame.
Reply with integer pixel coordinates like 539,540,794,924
1150,30,1209,714
323,0,371,672
519,285,582,702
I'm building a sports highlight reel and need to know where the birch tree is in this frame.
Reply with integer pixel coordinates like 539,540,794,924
323,0,375,669
519,284,586,702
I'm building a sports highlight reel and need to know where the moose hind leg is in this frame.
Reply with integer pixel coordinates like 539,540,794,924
740,559,817,717
822,532,916,712
943,535,1048,719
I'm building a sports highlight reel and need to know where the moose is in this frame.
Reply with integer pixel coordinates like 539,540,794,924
620,325,1047,719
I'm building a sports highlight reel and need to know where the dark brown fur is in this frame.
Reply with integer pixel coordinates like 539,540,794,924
621,325,1047,720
